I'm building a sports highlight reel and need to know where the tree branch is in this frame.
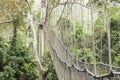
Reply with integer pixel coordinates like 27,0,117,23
52,1,89,9
0,19,13,24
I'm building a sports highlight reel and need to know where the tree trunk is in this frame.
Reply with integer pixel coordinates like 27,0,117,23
29,12,48,80
39,0,47,58
39,0,49,79
26,0,48,79
39,25,44,62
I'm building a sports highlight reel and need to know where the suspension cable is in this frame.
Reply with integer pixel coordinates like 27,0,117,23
104,0,112,71
80,0,87,70
90,0,97,75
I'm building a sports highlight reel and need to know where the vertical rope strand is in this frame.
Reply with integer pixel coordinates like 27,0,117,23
90,0,97,75
100,33,103,62
80,0,86,69
105,0,112,71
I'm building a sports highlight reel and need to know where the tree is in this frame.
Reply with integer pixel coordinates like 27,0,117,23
0,35,40,80
26,0,48,80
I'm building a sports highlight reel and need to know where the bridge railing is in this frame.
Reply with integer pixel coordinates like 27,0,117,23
46,29,120,80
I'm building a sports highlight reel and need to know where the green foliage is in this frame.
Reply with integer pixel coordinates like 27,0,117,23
43,51,58,80
58,17,74,46
50,0,59,5
94,5,120,65
110,0,120,3
0,36,40,80
109,6,120,65
114,54,120,66
75,22,82,48
42,44,58,80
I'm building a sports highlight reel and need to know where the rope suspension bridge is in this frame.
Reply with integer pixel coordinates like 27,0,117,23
42,0,120,80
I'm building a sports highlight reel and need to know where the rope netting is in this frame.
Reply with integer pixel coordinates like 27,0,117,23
44,0,120,80
46,29,120,80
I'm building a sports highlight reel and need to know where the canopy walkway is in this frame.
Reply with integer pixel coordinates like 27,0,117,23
43,0,120,80
46,29,120,80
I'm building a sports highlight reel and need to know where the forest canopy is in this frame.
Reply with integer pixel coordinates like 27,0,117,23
0,0,120,80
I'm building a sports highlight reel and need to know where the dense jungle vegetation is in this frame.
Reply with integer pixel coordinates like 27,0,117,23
0,0,120,80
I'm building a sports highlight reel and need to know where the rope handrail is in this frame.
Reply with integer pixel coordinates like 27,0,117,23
46,0,120,79
46,29,120,79
47,34,120,79
48,30,120,70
